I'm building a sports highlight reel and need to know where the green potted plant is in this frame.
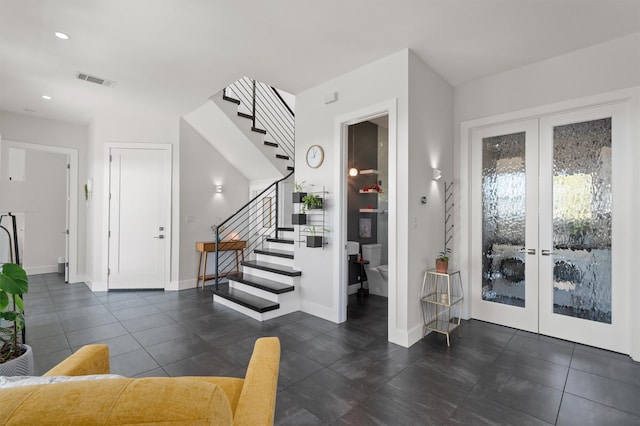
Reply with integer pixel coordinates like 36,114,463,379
292,181,307,203
303,226,329,248
0,263,32,376
302,194,323,210
436,248,451,273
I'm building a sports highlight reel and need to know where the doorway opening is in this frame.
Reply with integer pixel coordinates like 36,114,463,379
346,117,389,331
0,140,78,283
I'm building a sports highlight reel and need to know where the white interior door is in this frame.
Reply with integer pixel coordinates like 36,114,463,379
65,157,70,282
470,119,539,332
471,103,630,353
108,146,171,290
538,103,630,353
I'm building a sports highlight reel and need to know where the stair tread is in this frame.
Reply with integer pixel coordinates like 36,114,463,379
287,166,295,171
237,112,253,119
241,260,301,277
266,237,294,244
254,248,294,259
264,141,278,147
251,127,267,134
222,95,241,105
276,154,290,160
277,227,294,232
227,272,294,294
212,284,279,313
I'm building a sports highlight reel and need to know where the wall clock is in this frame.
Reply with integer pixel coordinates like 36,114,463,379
306,145,324,168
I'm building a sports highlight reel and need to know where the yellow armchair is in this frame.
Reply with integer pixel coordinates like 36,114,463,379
0,337,280,425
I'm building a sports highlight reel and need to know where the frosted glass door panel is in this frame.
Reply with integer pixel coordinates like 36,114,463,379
471,119,539,333
538,101,630,354
481,132,526,307
552,118,611,323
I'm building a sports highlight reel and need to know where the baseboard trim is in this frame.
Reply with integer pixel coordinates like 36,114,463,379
24,265,59,275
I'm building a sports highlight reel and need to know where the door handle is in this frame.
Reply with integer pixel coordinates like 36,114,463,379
541,249,553,256
153,235,165,239
519,248,536,255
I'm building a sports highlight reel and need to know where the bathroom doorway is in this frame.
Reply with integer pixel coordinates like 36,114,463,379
346,117,389,319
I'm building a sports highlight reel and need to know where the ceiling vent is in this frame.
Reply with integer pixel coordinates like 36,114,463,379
76,72,116,88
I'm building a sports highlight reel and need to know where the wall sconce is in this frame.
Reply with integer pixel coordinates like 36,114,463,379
432,168,442,181
215,185,223,193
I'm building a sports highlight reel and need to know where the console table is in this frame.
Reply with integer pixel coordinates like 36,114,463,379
196,240,246,290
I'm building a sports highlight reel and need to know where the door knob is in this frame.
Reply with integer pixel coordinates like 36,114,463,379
519,248,536,255
541,249,553,256
153,235,165,239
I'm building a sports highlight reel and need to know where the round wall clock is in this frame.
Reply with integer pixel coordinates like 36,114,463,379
306,145,324,168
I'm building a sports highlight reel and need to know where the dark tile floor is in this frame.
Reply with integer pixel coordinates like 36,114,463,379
25,273,640,425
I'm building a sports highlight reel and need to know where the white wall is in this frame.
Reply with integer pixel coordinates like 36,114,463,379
0,111,88,278
453,33,640,359
294,49,453,347
407,52,454,344
178,118,250,288
86,111,180,291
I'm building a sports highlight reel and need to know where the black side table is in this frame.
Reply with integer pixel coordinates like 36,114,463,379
354,259,369,298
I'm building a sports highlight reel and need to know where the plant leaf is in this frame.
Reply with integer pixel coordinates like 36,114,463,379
0,292,8,311
0,263,28,294
14,294,24,312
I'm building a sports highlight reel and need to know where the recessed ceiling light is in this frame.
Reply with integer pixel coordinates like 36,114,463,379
55,31,70,40
42,95,52,100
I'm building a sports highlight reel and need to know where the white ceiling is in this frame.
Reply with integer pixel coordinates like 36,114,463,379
1,0,639,125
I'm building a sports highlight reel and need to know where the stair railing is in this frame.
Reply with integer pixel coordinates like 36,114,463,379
223,77,295,163
212,170,294,289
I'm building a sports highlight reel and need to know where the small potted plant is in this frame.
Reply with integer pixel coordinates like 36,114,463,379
302,194,323,211
0,263,32,376
436,248,451,273
210,225,227,242
292,181,307,203
304,226,329,248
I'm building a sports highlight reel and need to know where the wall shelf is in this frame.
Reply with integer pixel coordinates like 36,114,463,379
359,169,379,175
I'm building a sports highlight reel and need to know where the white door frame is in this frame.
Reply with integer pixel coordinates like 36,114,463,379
335,99,398,340
459,87,638,358
105,143,172,290
0,139,79,283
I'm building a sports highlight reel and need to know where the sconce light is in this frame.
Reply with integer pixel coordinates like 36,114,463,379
432,168,442,181
215,185,223,193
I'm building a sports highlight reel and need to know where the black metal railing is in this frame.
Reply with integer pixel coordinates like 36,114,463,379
212,170,294,288
224,77,295,163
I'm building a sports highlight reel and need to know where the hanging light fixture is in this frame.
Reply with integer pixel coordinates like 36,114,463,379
348,125,359,177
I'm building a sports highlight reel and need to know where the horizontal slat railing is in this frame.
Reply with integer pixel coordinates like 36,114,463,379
225,77,295,164
213,170,294,288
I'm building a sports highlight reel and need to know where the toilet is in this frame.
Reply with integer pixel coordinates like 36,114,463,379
361,244,388,297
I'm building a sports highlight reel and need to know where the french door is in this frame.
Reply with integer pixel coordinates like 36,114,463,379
470,103,630,353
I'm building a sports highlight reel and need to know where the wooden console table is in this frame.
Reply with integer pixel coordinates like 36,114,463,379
196,240,246,290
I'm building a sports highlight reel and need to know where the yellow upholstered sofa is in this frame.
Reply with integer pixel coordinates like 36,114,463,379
0,337,280,425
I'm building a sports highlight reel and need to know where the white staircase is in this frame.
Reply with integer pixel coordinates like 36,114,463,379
212,228,300,321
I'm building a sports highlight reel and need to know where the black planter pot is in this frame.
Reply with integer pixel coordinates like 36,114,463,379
306,236,323,248
292,214,307,225
292,192,307,203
